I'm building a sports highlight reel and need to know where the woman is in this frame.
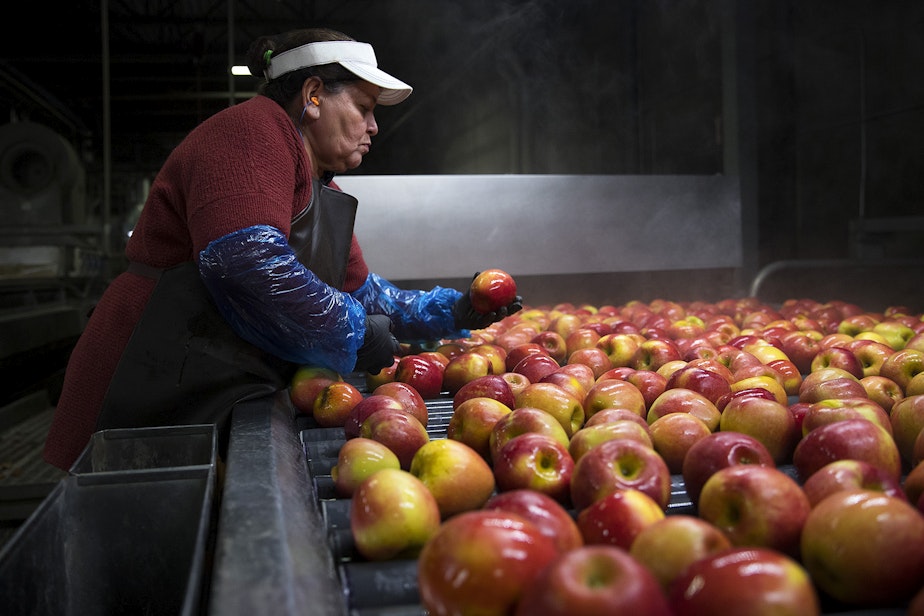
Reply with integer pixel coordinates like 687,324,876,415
44,27,520,470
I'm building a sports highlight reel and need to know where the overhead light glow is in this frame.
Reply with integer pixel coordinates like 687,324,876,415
231,66,251,76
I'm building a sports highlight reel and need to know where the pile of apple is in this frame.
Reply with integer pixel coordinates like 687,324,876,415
289,295,924,615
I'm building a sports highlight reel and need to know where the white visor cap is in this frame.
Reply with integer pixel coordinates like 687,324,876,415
265,40,412,105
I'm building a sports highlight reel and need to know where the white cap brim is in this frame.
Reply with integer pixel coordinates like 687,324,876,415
266,40,412,106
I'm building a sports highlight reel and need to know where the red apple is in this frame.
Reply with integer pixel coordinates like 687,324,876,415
798,375,868,404
766,358,803,396
565,327,601,356
373,380,428,427
514,545,671,616
779,330,823,374
630,338,682,372
595,332,642,368
801,489,924,606
555,362,597,392
447,396,512,459
576,488,666,549
570,438,671,512
489,406,571,463
566,347,613,379
395,354,444,398
792,418,902,482
288,365,340,415
344,393,406,439
625,370,668,409
330,437,401,497
810,345,865,378
582,378,647,420
847,338,896,377
493,432,575,503
505,342,549,372
500,371,530,397
452,373,515,410
359,406,430,470
568,420,654,462
409,438,495,518
540,369,590,402
469,268,517,314
647,412,712,474
515,382,585,437
800,397,892,437
629,515,733,591
697,465,810,557
582,407,651,433
668,547,820,615
417,510,559,615
719,395,799,465
889,394,924,466
312,380,364,429
513,351,562,383
904,460,924,509
801,459,907,507
441,351,492,396
880,348,924,392
469,342,507,375
681,431,775,507
350,468,441,561
664,365,732,405
859,375,904,413
530,330,569,364
483,489,583,553
646,388,720,432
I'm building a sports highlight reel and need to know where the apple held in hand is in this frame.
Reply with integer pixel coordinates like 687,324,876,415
513,545,672,616
570,437,671,512
483,489,583,553
668,547,821,616
469,268,518,314
801,459,907,507
576,488,666,549
801,489,924,607
331,437,401,497
289,365,340,415
409,438,495,518
417,510,559,616
350,468,441,561
629,515,732,591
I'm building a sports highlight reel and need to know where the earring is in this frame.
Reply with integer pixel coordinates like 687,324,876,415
310,96,320,106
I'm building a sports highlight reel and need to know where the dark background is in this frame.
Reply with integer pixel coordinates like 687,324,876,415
1,0,922,307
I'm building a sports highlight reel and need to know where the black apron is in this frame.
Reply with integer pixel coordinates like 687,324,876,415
95,180,358,432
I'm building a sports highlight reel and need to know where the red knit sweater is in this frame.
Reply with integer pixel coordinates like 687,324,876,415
44,95,369,469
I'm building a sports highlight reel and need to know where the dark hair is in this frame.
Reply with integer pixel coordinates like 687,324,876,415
246,28,360,105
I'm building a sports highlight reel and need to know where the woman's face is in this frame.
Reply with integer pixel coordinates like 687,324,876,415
306,80,381,175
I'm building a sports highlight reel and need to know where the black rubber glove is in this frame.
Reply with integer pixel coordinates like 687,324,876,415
355,314,400,374
453,279,523,331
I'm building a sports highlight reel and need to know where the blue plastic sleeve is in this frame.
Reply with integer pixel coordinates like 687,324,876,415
198,225,367,374
350,272,468,341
